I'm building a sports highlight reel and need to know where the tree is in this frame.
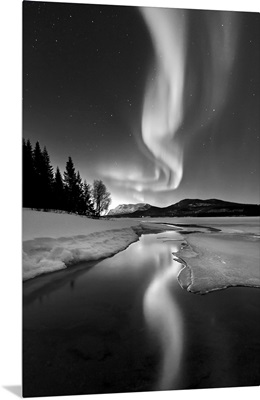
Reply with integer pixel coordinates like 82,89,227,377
83,180,94,215
92,179,111,217
22,139,112,217
32,142,54,210
42,146,54,209
75,170,85,214
63,156,77,212
22,138,35,207
63,157,85,213
33,141,45,209
53,167,64,210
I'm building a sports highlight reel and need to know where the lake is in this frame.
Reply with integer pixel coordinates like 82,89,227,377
23,221,260,397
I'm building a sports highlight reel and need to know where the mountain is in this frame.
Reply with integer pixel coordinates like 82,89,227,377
107,203,151,216
107,198,260,218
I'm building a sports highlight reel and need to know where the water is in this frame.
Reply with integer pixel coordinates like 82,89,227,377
23,228,260,397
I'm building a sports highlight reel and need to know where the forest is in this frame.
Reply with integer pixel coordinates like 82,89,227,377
22,139,111,217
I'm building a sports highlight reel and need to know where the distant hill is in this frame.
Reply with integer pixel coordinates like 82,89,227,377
107,203,151,216
107,198,260,218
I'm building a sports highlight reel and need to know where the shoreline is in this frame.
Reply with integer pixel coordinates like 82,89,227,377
23,226,141,281
23,220,260,296
23,222,260,396
22,220,181,282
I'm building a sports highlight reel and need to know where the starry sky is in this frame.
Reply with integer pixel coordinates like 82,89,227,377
23,1,259,209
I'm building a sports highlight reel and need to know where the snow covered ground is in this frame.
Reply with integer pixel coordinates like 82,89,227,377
23,209,141,280
23,210,260,292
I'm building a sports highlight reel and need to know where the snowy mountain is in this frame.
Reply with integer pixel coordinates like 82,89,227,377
108,203,151,215
107,198,260,217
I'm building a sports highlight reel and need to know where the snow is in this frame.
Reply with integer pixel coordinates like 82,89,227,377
23,209,140,240
23,209,140,280
23,211,260,292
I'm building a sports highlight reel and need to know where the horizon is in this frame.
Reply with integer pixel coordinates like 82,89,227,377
23,2,259,210
108,196,260,212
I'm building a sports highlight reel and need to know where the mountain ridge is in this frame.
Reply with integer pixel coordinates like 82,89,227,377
107,198,260,218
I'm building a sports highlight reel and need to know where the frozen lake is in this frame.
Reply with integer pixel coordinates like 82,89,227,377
23,218,260,396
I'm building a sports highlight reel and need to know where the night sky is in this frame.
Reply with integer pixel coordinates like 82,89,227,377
23,1,260,209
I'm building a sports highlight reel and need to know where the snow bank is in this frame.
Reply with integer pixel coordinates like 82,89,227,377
23,209,139,240
23,210,140,280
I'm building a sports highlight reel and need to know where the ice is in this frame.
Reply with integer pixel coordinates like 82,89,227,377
177,230,260,294
23,211,260,292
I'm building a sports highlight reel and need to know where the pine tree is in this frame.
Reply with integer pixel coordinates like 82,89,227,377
33,141,45,209
75,171,85,214
32,141,54,210
42,146,54,209
22,138,35,207
53,167,64,211
33,141,44,176
63,156,78,212
83,180,94,215
23,140,113,215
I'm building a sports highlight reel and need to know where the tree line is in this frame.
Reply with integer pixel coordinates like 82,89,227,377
23,139,111,217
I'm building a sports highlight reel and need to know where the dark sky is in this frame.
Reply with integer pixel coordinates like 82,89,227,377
23,0,260,208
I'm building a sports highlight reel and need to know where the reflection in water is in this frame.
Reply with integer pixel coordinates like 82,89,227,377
143,251,183,390
23,227,260,396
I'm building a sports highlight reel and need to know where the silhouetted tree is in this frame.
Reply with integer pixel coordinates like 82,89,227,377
75,171,85,214
32,141,45,209
63,156,80,212
42,146,54,209
32,142,54,210
23,138,35,207
23,139,113,216
53,167,64,210
92,179,111,217
83,180,94,215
